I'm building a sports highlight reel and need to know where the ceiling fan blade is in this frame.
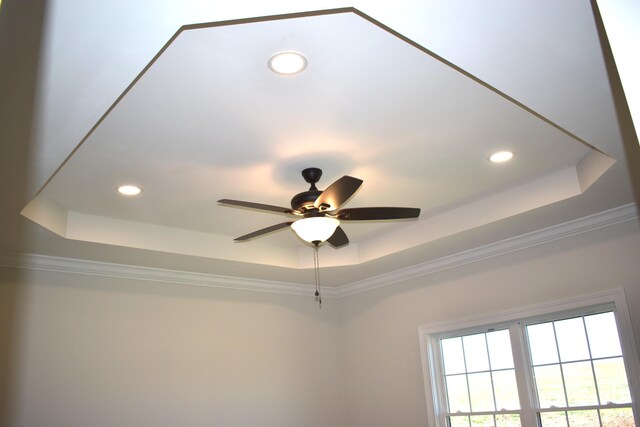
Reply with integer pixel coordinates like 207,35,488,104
326,226,349,248
337,207,421,221
218,199,296,215
313,175,363,210
234,222,293,241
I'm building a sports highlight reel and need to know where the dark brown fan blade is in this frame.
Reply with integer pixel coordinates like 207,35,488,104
218,199,296,215
336,207,420,221
234,222,293,241
326,226,349,248
313,176,363,210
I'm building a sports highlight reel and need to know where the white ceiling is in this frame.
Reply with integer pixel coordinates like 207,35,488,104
18,0,637,287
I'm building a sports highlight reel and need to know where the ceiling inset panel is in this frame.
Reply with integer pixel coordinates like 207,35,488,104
22,8,614,269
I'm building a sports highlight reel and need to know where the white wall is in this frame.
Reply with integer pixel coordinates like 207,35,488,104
6,218,639,427
339,218,640,427
4,269,345,427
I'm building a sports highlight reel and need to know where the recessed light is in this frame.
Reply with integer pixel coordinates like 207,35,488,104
118,185,142,196
489,151,514,163
268,51,307,75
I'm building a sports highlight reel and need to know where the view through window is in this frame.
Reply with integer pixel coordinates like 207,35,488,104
527,312,634,427
426,306,638,427
442,328,521,426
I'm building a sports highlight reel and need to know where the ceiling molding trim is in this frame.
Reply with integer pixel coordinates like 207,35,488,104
0,252,326,298
1,204,636,299
333,203,639,298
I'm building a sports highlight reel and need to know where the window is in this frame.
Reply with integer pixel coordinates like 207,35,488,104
440,328,522,426
419,290,640,427
527,311,634,427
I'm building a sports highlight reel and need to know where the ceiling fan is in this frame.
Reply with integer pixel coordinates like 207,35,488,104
218,167,421,247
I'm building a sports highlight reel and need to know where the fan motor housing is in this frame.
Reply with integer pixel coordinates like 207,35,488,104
291,190,322,212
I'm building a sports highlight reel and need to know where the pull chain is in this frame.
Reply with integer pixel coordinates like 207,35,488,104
313,241,322,307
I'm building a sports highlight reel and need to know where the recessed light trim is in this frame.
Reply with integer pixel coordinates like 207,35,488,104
489,151,514,163
118,185,142,196
268,51,307,75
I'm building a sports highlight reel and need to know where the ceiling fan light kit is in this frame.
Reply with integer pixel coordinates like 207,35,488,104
218,167,421,248
291,217,340,244
219,167,421,305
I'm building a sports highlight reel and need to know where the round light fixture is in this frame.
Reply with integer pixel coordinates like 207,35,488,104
291,217,339,243
117,185,142,196
268,51,308,75
489,151,514,163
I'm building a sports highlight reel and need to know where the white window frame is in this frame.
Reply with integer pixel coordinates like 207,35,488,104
418,288,640,427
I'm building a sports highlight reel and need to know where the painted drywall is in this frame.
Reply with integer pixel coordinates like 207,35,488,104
4,268,345,427
5,218,639,427
338,218,640,427
0,1,48,425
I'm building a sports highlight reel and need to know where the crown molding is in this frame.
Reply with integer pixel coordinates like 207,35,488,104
0,252,324,297
332,203,639,297
1,204,637,298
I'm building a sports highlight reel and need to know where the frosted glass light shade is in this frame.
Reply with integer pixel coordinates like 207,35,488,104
291,217,339,243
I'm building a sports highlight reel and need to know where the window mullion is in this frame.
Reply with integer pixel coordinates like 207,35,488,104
461,338,473,416
549,324,572,427
551,322,571,412
484,333,499,413
582,316,603,406
510,322,538,427
583,316,605,427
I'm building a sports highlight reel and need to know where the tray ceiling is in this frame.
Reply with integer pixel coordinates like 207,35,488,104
22,8,615,270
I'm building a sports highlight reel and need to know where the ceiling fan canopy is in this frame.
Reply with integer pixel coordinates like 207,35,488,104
218,168,421,247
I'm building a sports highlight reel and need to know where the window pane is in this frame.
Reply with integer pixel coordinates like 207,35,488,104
540,412,568,427
443,337,466,374
585,313,622,359
600,408,636,427
563,361,598,406
593,358,632,404
567,410,599,427
468,372,494,411
555,318,590,362
495,414,521,427
446,374,470,412
464,333,490,372
493,369,520,410
449,416,470,427
470,414,493,427
534,365,566,408
487,330,514,370
528,323,559,365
